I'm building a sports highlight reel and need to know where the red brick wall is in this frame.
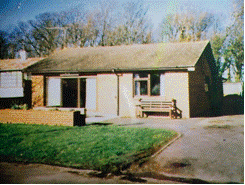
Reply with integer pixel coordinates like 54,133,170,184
32,76,44,107
0,109,76,126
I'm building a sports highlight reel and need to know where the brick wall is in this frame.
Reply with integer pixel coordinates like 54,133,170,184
189,57,212,117
32,76,44,107
0,109,84,126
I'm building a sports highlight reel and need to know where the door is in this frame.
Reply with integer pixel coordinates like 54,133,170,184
97,74,118,115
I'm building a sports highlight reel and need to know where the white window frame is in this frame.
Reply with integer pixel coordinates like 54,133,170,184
133,72,162,97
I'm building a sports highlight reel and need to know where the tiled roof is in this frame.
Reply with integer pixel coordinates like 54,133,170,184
0,58,43,71
25,41,211,73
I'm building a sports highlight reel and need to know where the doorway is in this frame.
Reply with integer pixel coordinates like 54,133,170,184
62,78,78,107
47,77,88,108
79,79,86,108
61,78,86,108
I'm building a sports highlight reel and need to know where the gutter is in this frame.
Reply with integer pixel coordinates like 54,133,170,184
25,65,195,75
0,69,23,72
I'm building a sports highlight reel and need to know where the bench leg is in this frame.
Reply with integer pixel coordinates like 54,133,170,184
170,110,177,119
173,111,176,119
140,111,143,118
178,111,182,119
171,110,178,119
173,110,177,119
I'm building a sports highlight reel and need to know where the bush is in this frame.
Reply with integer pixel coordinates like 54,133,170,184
11,104,28,110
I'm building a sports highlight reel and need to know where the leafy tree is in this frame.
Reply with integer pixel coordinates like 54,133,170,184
224,0,244,82
210,33,227,78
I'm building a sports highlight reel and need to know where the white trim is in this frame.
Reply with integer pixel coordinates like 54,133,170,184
86,78,97,110
160,73,165,97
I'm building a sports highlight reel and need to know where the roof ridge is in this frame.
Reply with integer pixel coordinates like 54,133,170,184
49,40,210,52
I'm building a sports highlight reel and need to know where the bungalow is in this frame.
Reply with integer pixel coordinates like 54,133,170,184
25,41,223,118
0,56,42,108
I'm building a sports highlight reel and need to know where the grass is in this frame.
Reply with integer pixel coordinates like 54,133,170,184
0,123,177,173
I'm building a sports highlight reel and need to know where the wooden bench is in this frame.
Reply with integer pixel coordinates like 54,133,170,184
136,99,182,119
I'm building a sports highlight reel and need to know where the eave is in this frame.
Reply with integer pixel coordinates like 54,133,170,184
26,65,196,75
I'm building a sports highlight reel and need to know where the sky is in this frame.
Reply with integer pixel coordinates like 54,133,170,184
0,0,234,33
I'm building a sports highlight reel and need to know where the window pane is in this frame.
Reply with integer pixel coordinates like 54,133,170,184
151,73,160,96
140,81,148,95
16,72,22,87
0,72,22,88
135,81,140,95
134,73,148,78
135,81,148,95
205,76,210,92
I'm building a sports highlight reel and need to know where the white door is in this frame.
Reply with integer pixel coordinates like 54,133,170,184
86,78,97,110
47,78,61,106
97,74,118,115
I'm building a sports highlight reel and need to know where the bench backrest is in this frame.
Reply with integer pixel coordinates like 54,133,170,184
140,100,173,109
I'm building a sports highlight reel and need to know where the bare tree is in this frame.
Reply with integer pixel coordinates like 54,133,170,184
0,31,9,59
161,11,214,42
29,16,60,56
96,1,116,46
4,1,154,58
118,1,151,44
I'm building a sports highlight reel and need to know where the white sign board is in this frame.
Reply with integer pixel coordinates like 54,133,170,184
0,72,23,98
0,88,24,98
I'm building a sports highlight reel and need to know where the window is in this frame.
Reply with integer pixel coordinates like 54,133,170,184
134,72,160,96
0,72,24,98
0,72,22,88
151,73,160,96
204,76,210,92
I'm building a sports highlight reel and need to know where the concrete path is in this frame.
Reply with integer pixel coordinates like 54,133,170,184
105,115,244,183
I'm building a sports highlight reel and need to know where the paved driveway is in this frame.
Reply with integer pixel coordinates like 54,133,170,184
105,115,244,183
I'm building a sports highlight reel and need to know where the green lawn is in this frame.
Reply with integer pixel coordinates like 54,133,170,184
0,123,177,173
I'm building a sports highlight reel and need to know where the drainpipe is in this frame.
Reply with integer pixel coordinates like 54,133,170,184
112,68,120,116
